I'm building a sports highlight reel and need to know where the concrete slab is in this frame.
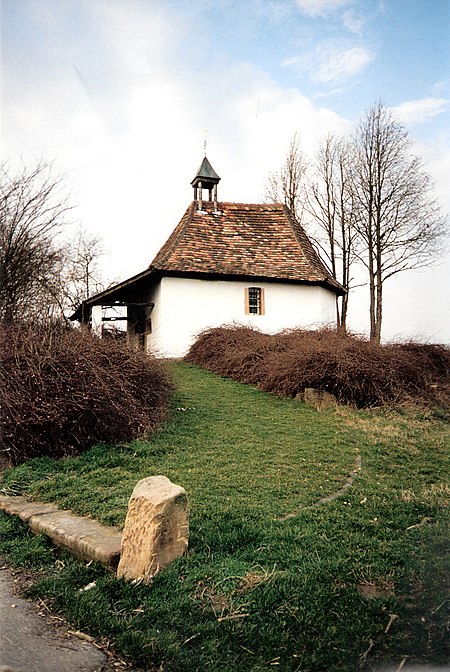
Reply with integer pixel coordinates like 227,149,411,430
0,496,59,523
0,496,122,568
0,567,110,672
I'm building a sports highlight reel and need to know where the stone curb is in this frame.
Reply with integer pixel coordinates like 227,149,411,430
0,495,122,568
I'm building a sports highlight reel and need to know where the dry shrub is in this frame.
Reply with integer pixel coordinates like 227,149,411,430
187,325,277,386
0,322,173,465
185,326,450,409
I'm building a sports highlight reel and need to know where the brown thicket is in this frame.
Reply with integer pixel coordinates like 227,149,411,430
0,323,173,465
185,326,450,409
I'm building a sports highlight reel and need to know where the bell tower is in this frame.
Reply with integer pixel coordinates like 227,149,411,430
191,156,221,210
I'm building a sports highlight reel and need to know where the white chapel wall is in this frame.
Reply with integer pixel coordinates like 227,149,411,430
145,281,162,354
146,276,336,359
91,305,103,337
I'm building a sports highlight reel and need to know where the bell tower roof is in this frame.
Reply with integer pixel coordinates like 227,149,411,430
191,156,221,188
191,156,221,207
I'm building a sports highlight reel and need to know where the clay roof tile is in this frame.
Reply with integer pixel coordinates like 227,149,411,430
150,201,343,293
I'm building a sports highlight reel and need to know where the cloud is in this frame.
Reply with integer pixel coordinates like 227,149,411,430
284,43,372,85
295,0,366,36
295,0,352,17
315,45,372,83
341,9,364,33
390,98,450,124
3,0,356,283
232,76,350,172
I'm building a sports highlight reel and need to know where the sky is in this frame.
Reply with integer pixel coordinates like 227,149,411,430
1,0,449,343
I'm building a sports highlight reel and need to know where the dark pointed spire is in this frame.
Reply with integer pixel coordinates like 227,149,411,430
191,156,221,209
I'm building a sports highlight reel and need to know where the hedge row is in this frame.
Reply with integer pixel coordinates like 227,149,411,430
185,326,450,409
0,322,173,465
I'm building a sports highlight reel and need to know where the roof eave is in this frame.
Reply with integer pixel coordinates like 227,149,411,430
153,268,346,295
70,268,159,322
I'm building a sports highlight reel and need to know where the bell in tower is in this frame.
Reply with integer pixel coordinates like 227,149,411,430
191,156,221,211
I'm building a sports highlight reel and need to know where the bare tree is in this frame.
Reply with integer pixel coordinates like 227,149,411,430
306,135,358,330
264,133,308,222
63,227,108,315
350,102,447,342
0,161,71,322
0,162,111,324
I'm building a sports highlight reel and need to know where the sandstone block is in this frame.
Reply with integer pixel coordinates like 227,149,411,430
0,495,122,567
117,475,188,582
28,510,122,567
303,387,337,410
0,495,59,522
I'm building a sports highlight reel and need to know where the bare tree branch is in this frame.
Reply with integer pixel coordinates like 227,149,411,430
0,161,112,324
304,135,358,330
61,227,109,313
0,161,72,321
263,133,308,223
350,101,448,342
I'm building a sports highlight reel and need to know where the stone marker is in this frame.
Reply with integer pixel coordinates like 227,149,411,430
302,387,337,410
117,475,189,583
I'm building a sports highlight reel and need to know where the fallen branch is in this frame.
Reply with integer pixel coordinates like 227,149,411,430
217,613,250,622
406,517,431,530
360,638,375,665
384,613,398,634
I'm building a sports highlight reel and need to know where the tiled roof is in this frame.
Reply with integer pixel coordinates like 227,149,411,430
150,201,343,293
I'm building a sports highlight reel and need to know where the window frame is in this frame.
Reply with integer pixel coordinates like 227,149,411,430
245,286,265,315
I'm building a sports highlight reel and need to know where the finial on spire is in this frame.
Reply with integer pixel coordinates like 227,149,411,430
203,129,208,156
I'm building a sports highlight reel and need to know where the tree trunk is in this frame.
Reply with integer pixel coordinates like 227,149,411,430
340,291,348,332
373,260,383,344
369,271,376,341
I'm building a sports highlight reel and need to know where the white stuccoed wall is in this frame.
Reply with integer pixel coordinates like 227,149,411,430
145,276,336,358
91,305,103,337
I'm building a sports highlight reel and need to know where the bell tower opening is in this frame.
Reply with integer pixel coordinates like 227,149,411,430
191,156,221,211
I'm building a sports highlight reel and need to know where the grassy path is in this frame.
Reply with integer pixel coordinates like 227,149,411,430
3,363,360,524
1,363,448,672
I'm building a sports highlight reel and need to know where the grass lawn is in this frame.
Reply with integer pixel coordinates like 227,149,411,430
1,362,449,671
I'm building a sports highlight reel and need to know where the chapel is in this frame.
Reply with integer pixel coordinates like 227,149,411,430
71,157,343,357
